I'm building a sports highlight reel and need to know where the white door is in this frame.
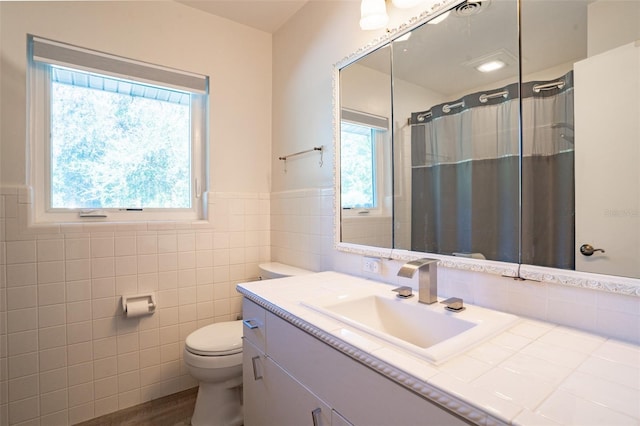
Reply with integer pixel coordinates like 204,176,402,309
574,41,640,278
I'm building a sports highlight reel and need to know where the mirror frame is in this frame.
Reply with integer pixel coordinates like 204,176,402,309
332,0,640,296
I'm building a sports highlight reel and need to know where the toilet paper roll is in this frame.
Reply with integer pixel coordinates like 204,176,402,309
125,299,151,317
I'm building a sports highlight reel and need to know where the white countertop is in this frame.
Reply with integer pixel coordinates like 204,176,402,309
237,271,640,426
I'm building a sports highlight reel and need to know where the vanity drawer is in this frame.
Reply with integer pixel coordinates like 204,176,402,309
242,298,266,350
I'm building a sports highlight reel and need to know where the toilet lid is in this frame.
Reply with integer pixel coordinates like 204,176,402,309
185,320,243,356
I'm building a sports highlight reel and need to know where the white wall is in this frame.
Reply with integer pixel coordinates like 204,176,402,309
0,2,272,425
587,0,640,57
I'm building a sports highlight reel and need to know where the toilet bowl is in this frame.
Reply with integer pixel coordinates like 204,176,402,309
183,321,243,426
183,262,310,426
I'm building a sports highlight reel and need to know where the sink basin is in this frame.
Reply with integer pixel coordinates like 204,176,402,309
302,291,519,363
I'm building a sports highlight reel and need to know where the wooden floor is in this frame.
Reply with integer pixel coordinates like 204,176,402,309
76,388,197,426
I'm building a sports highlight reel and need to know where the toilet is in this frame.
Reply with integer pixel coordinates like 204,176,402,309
183,262,311,426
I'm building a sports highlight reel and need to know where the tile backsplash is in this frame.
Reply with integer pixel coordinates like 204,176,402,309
270,188,334,273
0,187,269,425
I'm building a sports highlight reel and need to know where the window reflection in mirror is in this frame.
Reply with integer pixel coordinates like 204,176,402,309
341,122,377,209
392,0,520,262
339,46,393,249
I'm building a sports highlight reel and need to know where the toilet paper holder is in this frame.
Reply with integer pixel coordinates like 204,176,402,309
121,293,156,317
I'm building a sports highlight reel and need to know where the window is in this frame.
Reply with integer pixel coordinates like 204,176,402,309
341,122,377,209
340,109,389,212
28,36,208,222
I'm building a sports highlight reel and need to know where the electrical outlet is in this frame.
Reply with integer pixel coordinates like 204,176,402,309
362,257,382,274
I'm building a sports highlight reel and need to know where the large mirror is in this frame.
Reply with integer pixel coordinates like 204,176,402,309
338,0,640,279
520,0,640,278
391,0,519,263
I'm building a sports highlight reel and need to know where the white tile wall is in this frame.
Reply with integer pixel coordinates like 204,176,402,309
271,188,334,272
341,216,392,248
0,187,269,425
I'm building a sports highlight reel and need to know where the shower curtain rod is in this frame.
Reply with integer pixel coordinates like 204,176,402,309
479,89,508,103
416,111,432,122
532,80,565,93
412,87,509,124
442,100,465,113
407,80,566,125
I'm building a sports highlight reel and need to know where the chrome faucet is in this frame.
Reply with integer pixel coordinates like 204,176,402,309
397,258,439,304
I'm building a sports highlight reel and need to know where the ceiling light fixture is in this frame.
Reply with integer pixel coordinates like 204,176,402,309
360,0,389,30
476,60,506,73
463,49,516,73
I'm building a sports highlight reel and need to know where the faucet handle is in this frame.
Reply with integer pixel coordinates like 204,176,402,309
392,286,414,299
441,297,465,312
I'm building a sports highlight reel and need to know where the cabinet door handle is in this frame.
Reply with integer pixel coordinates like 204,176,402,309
243,319,259,329
251,356,263,380
311,408,322,426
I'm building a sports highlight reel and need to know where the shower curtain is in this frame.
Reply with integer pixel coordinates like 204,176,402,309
410,72,574,267
521,73,575,269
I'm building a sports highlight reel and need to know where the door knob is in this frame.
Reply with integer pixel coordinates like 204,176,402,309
580,244,605,256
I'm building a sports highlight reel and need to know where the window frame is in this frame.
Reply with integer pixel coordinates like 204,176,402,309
27,36,208,223
340,122,379,210
340,109,390,217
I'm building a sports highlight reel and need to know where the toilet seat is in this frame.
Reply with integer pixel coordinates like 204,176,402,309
185,320,243,356
183,347,243,370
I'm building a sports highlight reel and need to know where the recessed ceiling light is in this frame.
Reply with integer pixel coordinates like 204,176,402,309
476,60,506,73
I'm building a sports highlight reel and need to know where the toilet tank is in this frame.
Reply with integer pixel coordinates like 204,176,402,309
258,262,312,280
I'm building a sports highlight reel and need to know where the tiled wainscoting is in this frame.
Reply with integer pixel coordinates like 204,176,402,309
0,187,270,425
341,215,392,248
270,188,334,272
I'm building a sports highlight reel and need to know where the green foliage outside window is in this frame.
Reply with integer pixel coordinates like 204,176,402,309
50,77,191,209
341,122,376,209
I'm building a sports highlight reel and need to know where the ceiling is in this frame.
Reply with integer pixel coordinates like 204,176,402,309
174,0,310,33
355,0,589,96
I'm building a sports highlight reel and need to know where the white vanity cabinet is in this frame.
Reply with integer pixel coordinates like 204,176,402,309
242,338,267,426
243,299,333,426
242,298,471,426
